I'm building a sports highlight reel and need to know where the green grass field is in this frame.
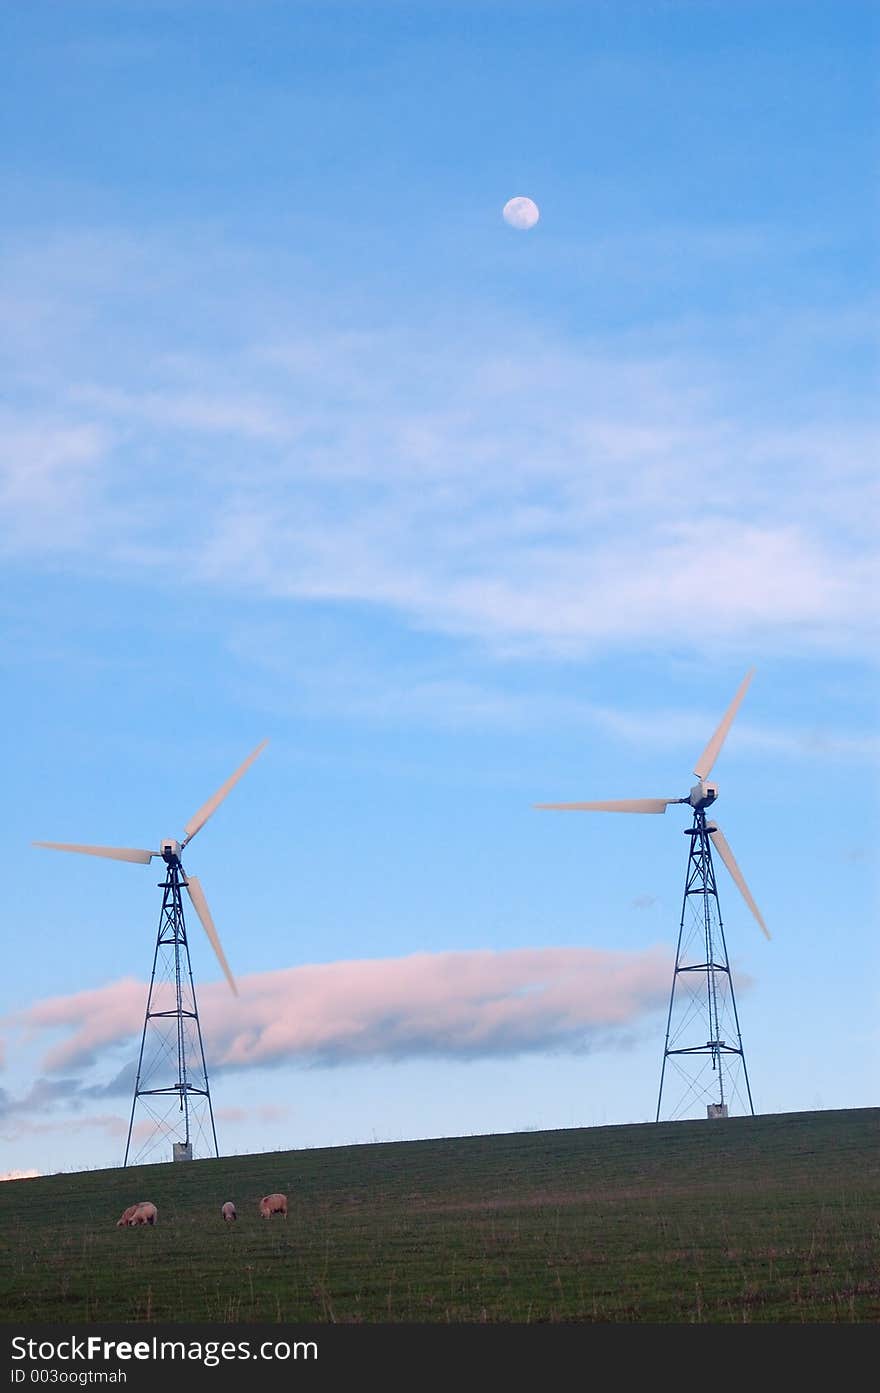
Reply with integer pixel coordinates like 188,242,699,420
2,1107,878,1323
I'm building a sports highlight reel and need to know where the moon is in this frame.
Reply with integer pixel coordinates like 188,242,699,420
502,196,540,230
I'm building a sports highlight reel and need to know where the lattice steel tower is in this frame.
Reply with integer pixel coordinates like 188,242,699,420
124,849,219,1166
537,670,769,1122
654,807,755,1122
34,740,268,1165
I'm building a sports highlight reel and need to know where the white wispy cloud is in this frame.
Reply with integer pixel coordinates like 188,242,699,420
222,623,880,759
0,414,112,553
0,226,876,659
68,385,293,442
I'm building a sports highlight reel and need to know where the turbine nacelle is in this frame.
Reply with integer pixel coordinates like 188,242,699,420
33,739,269,997
688,780,718,810
535,669,769,940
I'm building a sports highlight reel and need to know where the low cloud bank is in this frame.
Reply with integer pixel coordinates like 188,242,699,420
12,946,673,1074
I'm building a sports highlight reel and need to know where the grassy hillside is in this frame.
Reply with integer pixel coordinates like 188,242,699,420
1,1108,878,1323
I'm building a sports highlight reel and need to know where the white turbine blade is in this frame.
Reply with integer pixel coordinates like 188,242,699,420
184,875,238,996
708,824,770,940
182,739,268,845
535,798,676,814
32,841,155,864
693,668,755,779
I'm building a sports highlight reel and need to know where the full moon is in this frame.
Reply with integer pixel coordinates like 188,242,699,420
502,196,540,230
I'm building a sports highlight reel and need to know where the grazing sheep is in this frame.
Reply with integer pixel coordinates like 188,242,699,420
128,1201,158,1226
221,1201,237,1222
116,1204,140,1228
259,1192,287,1219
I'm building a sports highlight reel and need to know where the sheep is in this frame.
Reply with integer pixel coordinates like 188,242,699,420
128,1201,158,1226
116,1204,141,1228
221,1201,237,1222
259,1192,287,1219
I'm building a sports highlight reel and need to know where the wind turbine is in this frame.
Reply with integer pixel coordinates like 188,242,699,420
34,739,267,1166
537,670,769,1122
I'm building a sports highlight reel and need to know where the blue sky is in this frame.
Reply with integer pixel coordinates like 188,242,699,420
1,0,877,1176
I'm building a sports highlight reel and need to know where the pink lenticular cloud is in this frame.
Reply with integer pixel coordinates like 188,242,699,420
18,978,146,1072
10,947,673,1075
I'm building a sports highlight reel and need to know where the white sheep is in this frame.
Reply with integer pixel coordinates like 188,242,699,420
259,1192,287,1219
128,1201,158,1226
